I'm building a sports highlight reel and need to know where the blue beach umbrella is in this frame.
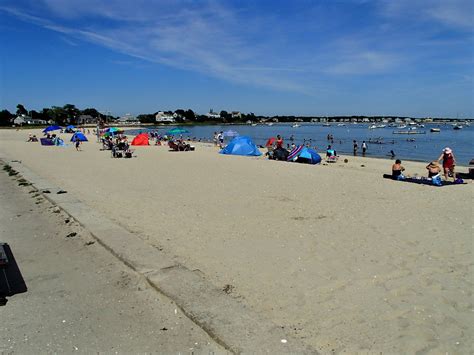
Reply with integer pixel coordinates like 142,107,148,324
66,125,76,130
43,125,62,133
70,132,88,142
166,127,189,135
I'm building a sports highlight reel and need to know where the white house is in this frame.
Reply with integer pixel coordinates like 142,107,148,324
117,113,139,124
155,111,175,123
206,109,221,119
13,115,27,125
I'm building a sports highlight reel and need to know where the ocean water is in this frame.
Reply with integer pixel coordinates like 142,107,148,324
126,123,473,165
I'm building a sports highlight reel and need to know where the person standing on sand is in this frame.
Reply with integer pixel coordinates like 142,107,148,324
362,141,367,155
438,147,456,181
353,140,358,155
75,137,81,151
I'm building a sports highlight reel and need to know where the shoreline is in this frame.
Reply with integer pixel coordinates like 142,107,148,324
0,128,472,353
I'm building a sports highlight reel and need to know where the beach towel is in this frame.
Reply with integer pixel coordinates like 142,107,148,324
40,138,54,146
382,174,466,186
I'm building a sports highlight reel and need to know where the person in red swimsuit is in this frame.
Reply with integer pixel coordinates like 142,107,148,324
438,147,456,181
275,135,284,149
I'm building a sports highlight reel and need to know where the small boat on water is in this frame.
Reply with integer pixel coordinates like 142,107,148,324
453,125,463,130
430,128,441,133
292,124,301,128
251,123,257,126
266,122,274,126
322,123,330,127
393,130,426,135
369,124,386,129
337,123,346,126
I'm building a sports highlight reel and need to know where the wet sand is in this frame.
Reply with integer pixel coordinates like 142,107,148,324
1,128,472,353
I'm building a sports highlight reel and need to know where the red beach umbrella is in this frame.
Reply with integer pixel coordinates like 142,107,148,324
265,137,276,147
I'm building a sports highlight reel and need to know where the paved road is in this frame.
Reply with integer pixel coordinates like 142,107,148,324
0,164,226,354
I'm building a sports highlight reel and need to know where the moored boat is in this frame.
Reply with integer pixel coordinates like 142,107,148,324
430,128,441,133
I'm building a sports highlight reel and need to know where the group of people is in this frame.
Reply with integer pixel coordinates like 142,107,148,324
391,147,457,184
353,140,368,156
213,131,225,148
102,135,132,158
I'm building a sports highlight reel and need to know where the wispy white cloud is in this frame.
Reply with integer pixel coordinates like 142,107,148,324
1,0,472,96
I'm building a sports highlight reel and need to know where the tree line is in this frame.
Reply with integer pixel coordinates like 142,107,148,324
0,104,261,126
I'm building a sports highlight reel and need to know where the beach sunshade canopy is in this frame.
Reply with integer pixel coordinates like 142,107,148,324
131,133,149,146
166,127,189,135
220,136,262,156
66,125,76,130
104,127,123,133
70,132,88,142
43,125,62,133
288,146,321,164
265,137,276,147
223,129,239,137
273,147,290,161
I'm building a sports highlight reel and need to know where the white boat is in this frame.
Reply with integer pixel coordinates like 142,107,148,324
430,128,441,133
322,123,330,127
368,125,377,129
292,124,300,128
251,123,257,126
337,123,346,126
267,122,274,126
397,125,407,129
453,125,463,130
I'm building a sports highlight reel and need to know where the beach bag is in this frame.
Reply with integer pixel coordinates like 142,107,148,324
431,174,442,186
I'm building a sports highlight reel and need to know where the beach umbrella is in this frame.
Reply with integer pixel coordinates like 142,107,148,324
70,132,88,142
103,127,123,137
265,137,276,147
43,125,62,133
166,127,189,135
66,125,76,130
223,129,239,137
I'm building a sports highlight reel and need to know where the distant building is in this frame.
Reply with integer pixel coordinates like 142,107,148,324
77,115,96,124
206,109,221,119
155,111,175,123
13,115,28,125
117,113,139,124
231,111,241,119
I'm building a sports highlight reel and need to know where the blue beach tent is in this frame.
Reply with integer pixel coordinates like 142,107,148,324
70,132,88,142
43,125,62,133
220,136,262,156
288,146,321,164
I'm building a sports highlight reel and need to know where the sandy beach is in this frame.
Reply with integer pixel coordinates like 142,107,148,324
1,128,472,353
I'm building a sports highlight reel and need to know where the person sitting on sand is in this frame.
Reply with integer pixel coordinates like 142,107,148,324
391,159,405,180
426,161,441,178
326,145,336,158
438,147,456,181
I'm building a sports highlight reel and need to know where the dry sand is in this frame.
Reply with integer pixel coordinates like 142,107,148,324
1,128,472,353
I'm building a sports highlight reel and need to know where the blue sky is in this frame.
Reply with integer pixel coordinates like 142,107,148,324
0,0,473,117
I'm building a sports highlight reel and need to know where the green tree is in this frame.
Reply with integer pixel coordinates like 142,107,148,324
0,109,13,126
184,109,195,121
82,108,100,118
16,104,28,116
63,104,80,124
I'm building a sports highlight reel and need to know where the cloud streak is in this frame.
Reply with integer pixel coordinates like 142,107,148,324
1,0,472,96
